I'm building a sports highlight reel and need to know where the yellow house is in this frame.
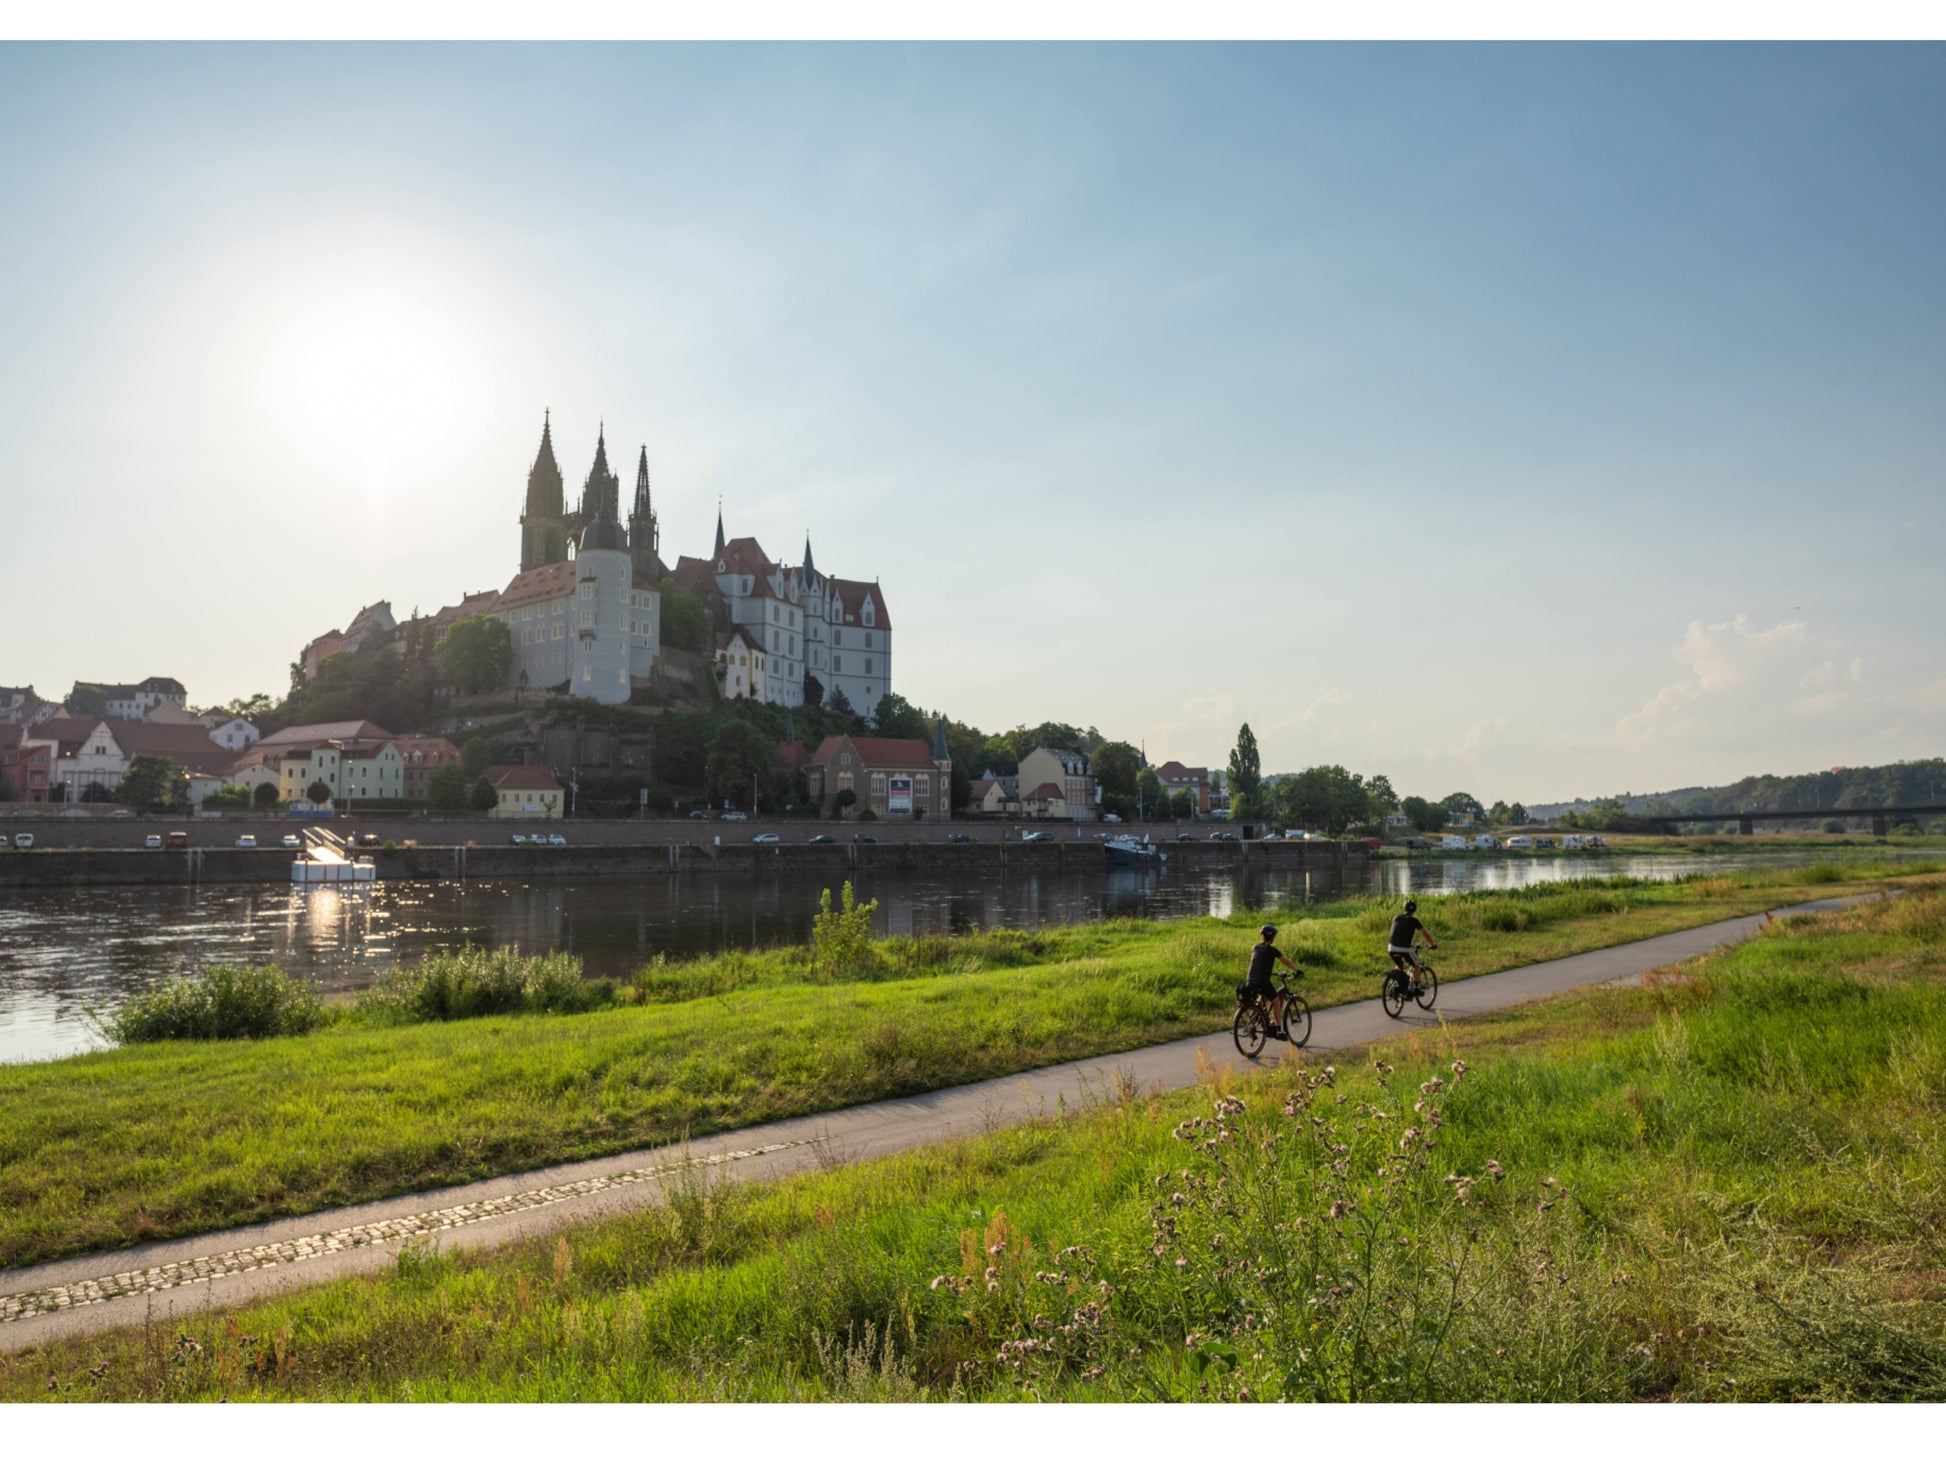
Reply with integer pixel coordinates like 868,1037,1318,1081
486,764,564,819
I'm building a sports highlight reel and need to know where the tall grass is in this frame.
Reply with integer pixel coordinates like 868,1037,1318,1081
96,964,328,1044
362,948,613,1023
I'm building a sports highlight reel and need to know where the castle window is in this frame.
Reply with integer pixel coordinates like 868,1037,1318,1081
579,583,593,600
870,774,886,798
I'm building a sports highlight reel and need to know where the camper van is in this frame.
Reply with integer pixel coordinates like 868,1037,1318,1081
1472,834,1499,850
1563,834,1584,850
1505,835,1535,850
1440,834,1469,851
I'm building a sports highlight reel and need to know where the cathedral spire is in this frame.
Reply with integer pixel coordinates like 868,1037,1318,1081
802,532,817,582
714,499,726,556
633,446,652,520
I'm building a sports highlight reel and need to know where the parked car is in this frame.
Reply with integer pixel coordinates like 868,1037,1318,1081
1400,837,1430,850
234,834,257,848
1102,813,1122,823
1210,831,1239,842
356,832,381,848
854,833,877,844
510,834,529,845
1356,837,1383,852
165,831,189,849
547,834,567,846
13,832,35,849
1585,835,1606,848
752,833,781,844
143,833,163,848
1176,833,1197,842
947,833,972,843
807,834,836,845
1261,831,1284,842
688,810,709,821
1022,831,1052,843
720,811,748,822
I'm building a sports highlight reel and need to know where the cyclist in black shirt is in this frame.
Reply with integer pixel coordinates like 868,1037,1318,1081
1245,924,1302,1038
1387,899,1437,995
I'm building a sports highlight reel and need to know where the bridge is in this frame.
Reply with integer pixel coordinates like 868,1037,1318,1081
1642,804,1946,837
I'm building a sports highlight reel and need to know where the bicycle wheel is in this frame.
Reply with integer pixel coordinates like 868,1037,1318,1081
1233,1003,1268,1058
1380,970,1407,1019
1282,994,1312,1048
1414,964,1438,1011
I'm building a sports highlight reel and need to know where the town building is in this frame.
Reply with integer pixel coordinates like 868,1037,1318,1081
486,764,565,819
1017,746,1099,822
715,625,767,702
1153,761,1212,814
0,687,58,730
70,677,188,721
805,720,952,820
0,726,53,802
390,737,464,801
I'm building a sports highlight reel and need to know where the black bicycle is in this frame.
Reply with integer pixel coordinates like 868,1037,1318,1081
1380,944,1439,1019
1233,979,1312,1057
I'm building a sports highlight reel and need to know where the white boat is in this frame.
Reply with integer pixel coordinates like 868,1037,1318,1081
1104,833,1166,866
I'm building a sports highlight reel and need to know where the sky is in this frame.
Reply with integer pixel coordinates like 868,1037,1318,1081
0,41,1942,804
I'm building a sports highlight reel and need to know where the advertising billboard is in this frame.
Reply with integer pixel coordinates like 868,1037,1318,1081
888,776,913,814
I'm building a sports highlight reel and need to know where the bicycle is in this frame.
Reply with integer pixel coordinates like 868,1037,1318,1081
1233,978,1312,1057
1380,943,1439,1019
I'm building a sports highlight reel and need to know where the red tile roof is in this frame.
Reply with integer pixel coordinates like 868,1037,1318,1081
491,561,578,614
109,722,238,777
389,737,461,764
806,735,939,771
774,740,810,771
486,765,562,791
1026,783,1066,802
259,720,397,749
828,577,891,630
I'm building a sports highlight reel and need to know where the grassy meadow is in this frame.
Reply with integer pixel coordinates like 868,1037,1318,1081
0,858,1936,1270
8,885,1944,1401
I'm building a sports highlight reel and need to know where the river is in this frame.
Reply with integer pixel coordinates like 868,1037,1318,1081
0,847,1914,1064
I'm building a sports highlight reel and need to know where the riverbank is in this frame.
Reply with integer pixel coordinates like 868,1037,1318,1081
1,859,1934,1270
10,884,1942,1400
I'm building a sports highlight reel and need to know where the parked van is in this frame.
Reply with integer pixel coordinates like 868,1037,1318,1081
1505,835,1535,849
1440,834,1469,851
1586,834,1606,848
1563,834,1584,850
1471,834,1498,850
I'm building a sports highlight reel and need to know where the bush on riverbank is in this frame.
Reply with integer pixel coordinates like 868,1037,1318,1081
97,963,329,1044
363,948,616,1023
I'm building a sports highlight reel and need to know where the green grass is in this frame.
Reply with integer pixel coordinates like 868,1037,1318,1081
9,886,1943,1401
0,860,1936,1271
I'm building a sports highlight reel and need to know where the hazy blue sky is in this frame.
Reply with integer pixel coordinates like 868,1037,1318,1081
1,42,1941,802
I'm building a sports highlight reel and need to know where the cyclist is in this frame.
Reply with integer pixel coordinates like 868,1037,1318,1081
1244,924,1302,1039
1387,899,1437,996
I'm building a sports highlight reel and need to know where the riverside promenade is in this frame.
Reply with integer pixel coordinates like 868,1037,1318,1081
0,894,1877,1350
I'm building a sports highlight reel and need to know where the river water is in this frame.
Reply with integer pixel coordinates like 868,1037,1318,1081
0,848,1912,1064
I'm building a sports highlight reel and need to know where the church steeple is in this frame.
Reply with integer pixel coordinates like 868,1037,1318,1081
519,410,569,572
713,500,726,556
582,424,621,526
802,532,817,584
628,443,665,582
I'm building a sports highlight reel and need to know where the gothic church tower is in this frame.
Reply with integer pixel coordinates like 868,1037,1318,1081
519,411,570,571
629,445,667,583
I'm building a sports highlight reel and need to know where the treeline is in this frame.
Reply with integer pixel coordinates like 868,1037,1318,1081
1655,758,1946,818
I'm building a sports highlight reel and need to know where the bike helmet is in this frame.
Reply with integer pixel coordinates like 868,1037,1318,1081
1259,924,1277,939
1403,899,1418,914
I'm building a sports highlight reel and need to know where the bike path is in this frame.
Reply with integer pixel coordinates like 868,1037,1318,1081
0,894,1878,1350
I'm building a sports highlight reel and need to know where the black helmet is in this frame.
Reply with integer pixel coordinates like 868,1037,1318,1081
1259,924,1277,939
1404,899,1418,914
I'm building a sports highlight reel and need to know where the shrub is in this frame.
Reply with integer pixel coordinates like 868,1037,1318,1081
361,947,611,1023
100,964,328,1044
812,881,879,977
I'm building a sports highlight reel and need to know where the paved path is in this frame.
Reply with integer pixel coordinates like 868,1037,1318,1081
0,894,1877,1350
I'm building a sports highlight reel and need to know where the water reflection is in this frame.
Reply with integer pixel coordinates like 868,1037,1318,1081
0,847,1916,1064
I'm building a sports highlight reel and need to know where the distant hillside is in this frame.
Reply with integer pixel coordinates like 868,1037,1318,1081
1531,757,1946,822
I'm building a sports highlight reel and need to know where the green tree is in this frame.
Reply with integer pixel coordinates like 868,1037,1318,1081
1136,766,1168,820
1365,774,1399,816
942,718,988,810
1227,723,1264,820
658,583,711,653
252,780,282,809
428,764,471,812
307,779,334,806
1440,791,1485,823
1401,795,1447,833
870,691,928,741
66,684,108,718
802,672,824,708
1509,802,1528,825
1488,799,1512,826
469,775,499,812
219,692,276,721
1169,788,1194,820
1280,764,1371,834
437,616,514,694
827,685,856,719
200,785,254,811
118,755,184,811
705,720,775,811
833,787,857,819
461,736,493,778
1092,742,1141,818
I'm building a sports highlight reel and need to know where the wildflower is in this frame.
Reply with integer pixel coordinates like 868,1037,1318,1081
1419,1077,1446,1095
1175,1256,1188,1269
1451,1059,1468,1077
1485,1159,1505,1182
1400,1127,1420,1148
